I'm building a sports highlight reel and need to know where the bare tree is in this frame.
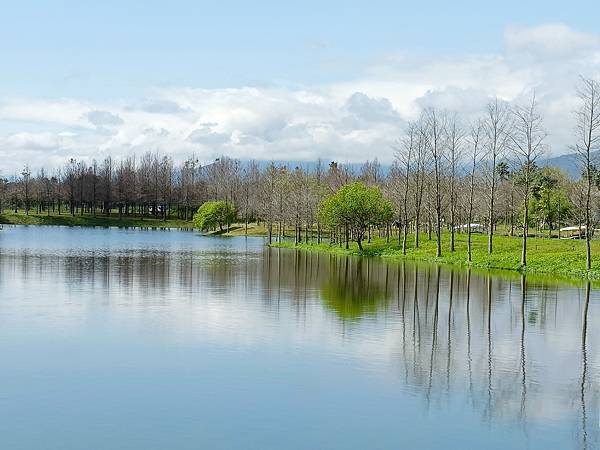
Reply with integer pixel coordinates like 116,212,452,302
158,155,173,220
510,93,547,267
447,114,464,252
0,176,6,214
572,76,600,270
21,165,31,215
413,121,428,248
467,119,484,262
395,123,415,254
483,98,511,254
100,157,113,216
424,108,446,257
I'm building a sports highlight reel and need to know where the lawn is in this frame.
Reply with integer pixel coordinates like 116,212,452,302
272,231,600,280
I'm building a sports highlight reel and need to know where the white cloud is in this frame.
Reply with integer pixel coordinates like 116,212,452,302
4,132,59,150
1,23,600,174
504,23,600,58
57,131,78,138
136,99,187,114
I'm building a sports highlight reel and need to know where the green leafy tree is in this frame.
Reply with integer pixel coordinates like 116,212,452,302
318,181,394,250
529,168,573,236
193,201,235,232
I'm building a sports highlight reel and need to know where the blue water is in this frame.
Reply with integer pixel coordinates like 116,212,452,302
0,226,597,449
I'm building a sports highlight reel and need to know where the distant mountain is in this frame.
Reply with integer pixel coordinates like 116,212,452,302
236,159,391,174
542,152,579,178
231,152,593,179
542,150,600,178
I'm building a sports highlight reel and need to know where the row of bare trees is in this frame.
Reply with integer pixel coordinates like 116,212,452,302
392,93,547,266
390,79,599,268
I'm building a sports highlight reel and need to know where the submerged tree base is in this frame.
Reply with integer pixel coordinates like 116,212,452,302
271,232,600,281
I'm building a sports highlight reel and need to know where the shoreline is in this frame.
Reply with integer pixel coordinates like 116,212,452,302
0,212,268,236
270,234,600,282
3,213,599,282
0,212,190,229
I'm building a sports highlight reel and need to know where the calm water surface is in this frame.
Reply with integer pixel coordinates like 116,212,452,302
0,226,598,449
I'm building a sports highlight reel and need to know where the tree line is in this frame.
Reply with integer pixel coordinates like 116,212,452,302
1,77,599,268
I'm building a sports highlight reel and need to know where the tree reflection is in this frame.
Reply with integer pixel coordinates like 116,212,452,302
581,281,590,450
520,274,527,422
320,257,389,320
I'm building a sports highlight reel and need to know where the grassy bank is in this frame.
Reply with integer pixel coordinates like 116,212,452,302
272,232,600,280
0,210,270,236
203,223,269,237
0,210,194,229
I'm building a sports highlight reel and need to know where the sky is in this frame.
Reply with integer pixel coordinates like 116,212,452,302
1,0,600,174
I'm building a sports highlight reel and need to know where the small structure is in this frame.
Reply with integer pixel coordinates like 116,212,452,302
455,223,484,233
559,225,586,239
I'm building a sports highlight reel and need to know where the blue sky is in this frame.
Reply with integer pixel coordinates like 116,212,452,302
2,0,597,98
1,1,600,171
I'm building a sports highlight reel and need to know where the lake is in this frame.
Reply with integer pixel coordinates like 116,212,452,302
0,225,597,449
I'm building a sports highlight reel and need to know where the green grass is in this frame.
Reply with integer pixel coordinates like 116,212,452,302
204,223,269,237
272,232,600,281
0,210,193,229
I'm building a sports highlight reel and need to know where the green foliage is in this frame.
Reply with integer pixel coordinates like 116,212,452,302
318,182,394,249
528,167,574,230
193,201,236,232
496,161,511,181
513,161,540,186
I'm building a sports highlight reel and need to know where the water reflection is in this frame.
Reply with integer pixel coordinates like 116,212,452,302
581,281,591,450
0,227,598,449
320,257,388,320
260,249,600,447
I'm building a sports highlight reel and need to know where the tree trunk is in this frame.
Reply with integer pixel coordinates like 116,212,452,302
415,213,420,249
345,225,349,250
585,171,592,270
521,188,529,267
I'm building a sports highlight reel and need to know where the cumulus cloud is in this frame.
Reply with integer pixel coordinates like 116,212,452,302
345,92,400,124
1,23,600,174
415,87,490,115
187,124,230,145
